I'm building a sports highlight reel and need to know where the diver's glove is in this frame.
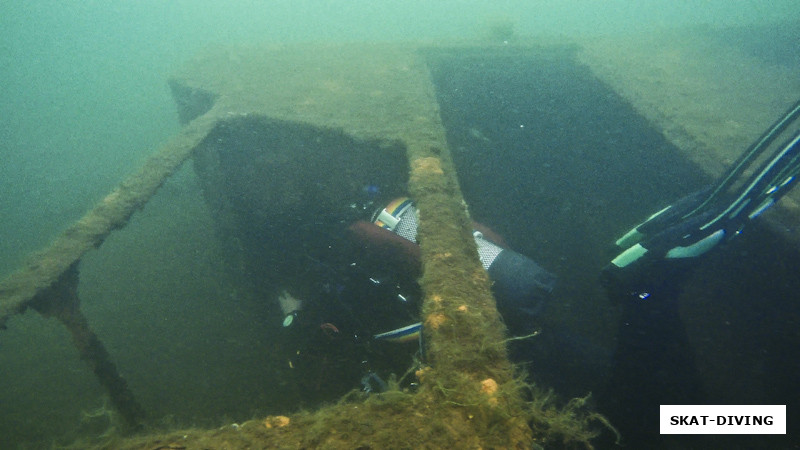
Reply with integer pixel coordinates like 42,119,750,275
604,99,800,291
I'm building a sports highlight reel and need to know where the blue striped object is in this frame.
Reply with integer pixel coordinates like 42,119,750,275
373,322,421,343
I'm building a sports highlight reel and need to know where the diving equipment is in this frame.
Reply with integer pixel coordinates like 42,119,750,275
366,197,556,335
605,99,800,286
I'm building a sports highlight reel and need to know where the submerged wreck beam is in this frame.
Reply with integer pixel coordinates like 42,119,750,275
0,109,219,329
30,262,145,429
0,109,220,427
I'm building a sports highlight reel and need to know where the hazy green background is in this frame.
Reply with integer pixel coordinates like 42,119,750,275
2,1,798,276
2,1,799,448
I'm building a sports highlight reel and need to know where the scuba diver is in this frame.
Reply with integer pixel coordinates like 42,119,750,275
276,196,557,394
348,196,557,338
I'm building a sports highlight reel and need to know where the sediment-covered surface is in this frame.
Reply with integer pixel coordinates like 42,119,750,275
578,24,800,242
101,42,607,448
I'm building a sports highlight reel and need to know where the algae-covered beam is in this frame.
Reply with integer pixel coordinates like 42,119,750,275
0,109,220,329
398,63,531,446
31,262,145,429
407,152,514,384
397,57,516,388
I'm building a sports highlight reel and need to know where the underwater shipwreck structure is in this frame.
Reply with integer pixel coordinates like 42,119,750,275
1,42,604,449
2,33,799,448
